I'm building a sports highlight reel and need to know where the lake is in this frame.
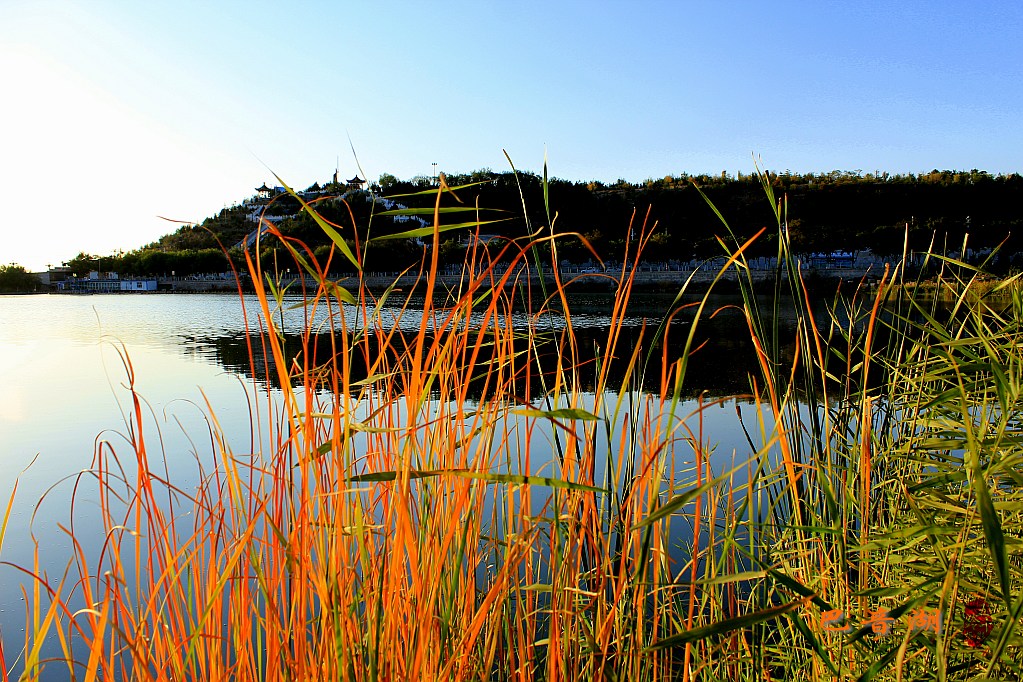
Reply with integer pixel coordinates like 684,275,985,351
0,291,787,672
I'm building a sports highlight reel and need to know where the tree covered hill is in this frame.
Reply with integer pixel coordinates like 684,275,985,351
65,169,1023,277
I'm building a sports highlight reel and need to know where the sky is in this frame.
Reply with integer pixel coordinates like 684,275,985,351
2,1,1021,271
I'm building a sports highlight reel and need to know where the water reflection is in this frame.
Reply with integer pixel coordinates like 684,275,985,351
0,291,833,399
0,290,821,674
191,294,808,399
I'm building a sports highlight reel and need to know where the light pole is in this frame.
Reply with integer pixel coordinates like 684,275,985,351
432,162,438,185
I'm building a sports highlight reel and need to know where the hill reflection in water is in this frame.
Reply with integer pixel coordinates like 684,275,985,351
191,302,791,400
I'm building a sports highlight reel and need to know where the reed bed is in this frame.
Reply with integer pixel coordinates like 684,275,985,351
5,171,1023,681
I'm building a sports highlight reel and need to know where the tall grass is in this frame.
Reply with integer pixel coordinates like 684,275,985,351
5,169,1023,681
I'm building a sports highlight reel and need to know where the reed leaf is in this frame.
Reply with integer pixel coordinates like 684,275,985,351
645,599,808,651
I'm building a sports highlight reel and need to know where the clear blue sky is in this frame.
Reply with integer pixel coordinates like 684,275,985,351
2,0,1021,270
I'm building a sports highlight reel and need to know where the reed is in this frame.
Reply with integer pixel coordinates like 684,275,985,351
5,168,1023,681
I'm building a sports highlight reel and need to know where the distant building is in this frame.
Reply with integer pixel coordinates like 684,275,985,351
808,251,855,268
347,175,366,190
38,265,72,286
255,183,274,200
61,271,120,292
120,279,158,291
461,233,504,248
57,271,158,293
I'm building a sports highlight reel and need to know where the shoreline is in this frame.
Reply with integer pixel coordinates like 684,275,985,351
38,263,892,296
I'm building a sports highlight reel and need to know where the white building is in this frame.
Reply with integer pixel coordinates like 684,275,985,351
120,279,158,291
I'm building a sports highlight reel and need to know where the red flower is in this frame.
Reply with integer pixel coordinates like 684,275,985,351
963,598,994,648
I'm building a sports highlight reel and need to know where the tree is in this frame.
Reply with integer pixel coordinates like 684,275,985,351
378,173,399,191
0,264,42,292
66,252,98,277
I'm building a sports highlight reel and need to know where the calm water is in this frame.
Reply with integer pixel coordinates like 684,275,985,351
0,292,773,671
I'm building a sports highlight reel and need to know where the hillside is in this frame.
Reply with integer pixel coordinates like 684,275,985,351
64,169,1023,277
